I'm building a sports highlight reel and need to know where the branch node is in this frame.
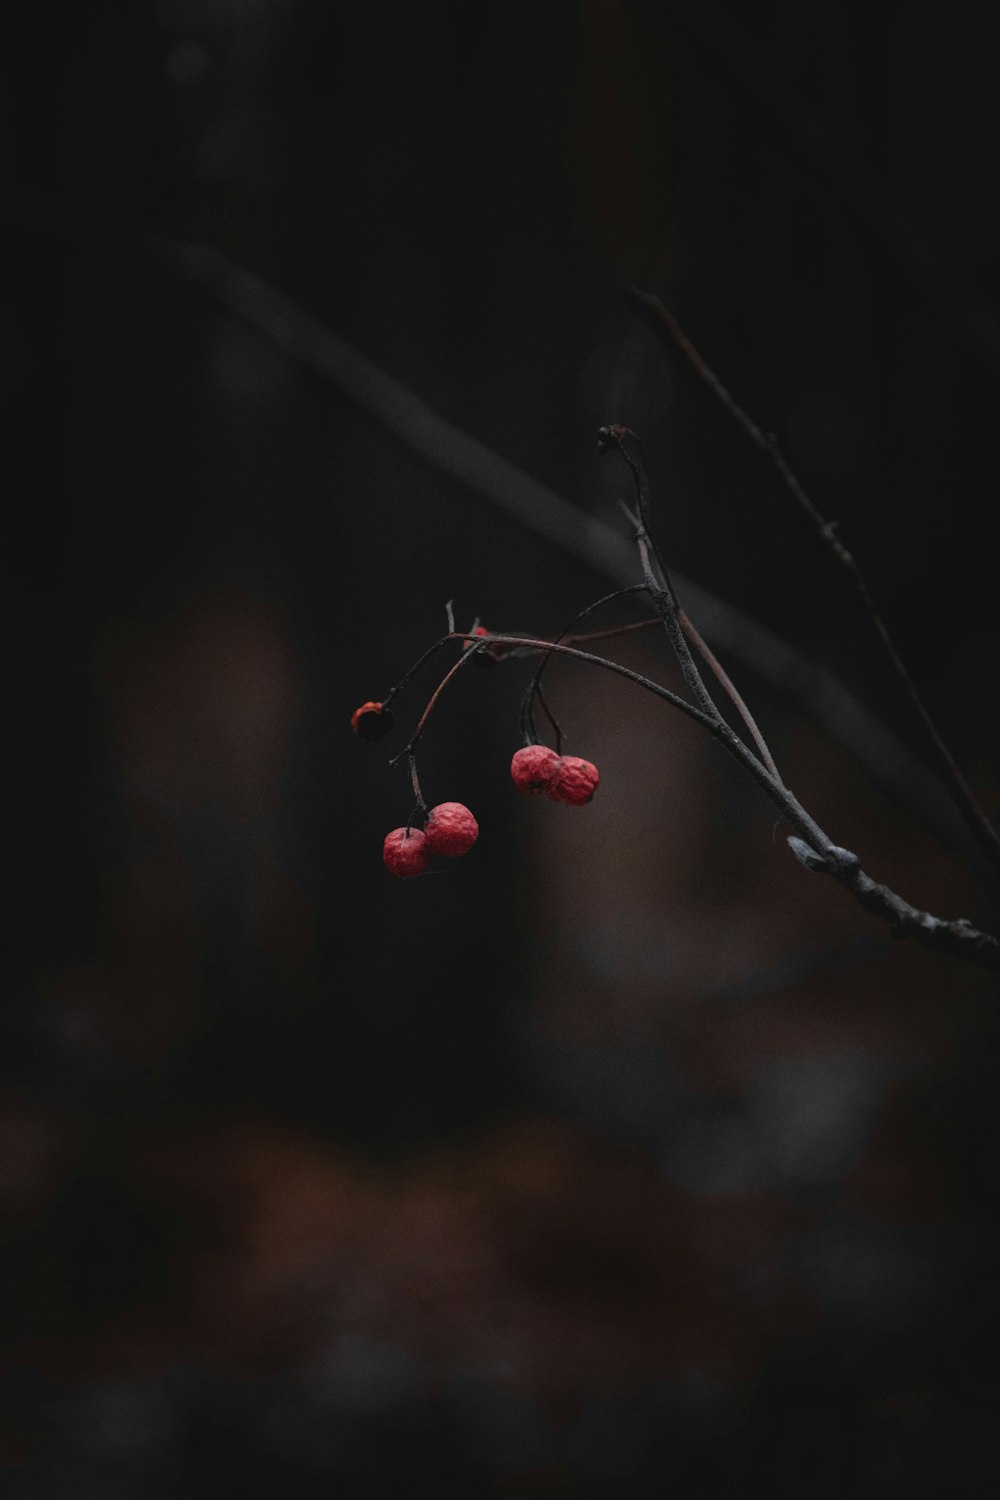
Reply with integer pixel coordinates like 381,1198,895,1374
787,836,830,873
829,843,860,871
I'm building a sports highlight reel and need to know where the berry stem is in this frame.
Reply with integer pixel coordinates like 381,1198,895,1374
381,632,459,710
407,753,427,820
532,679,564,754
520,584,649,748
390,637,494,765
460,633,718,731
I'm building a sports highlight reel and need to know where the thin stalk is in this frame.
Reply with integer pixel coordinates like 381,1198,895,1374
679,608,783,781
520,584,649,747
382,632,458,709
603,428,728,724
389,639,492,763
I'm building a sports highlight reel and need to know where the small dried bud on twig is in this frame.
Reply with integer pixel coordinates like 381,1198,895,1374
351,700,394,741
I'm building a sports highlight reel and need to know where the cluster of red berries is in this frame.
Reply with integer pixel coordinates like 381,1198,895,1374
510,745,599,805
383,802,479,878
381,747,599,878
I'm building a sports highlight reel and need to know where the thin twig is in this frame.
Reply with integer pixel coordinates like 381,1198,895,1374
406,629,1000,973
406,755,426,821
520,584,649,747
389,639,491,763
382,633,456,709
604,428,774,769
594,433,1000,970
533,681,564,753
678,608,783,781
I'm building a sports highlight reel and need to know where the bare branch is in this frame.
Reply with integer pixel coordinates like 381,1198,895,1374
631,285,1000,879
603,425,786,782
679,609,783,781
476,633,1000,973
15,196,990,872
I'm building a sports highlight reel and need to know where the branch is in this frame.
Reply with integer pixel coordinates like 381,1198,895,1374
602,424,784,781
678,608,782,781
519,583,649,751
590,435,1000,973
632,285,1000,880
6,194,988,870
454,632,1000,973
788,838,1000,972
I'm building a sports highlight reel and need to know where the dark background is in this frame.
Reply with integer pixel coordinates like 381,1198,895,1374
4,2,1000,1493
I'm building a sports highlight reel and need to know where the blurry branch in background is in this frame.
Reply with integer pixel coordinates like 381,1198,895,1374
632,287,1000,882
3,195,991,877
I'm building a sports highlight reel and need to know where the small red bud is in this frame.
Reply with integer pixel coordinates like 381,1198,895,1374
511,744,562,794
424,801,479,857
383,826,430,877
463,625,498,669
547,755,600,805
352,700,394,742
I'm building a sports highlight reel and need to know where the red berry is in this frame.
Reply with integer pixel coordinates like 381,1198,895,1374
383,826,430,877
352,700,394,742
511,745,561,794
424,801,479,857
548,755,599,805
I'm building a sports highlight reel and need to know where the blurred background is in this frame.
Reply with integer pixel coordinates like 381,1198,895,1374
4,1,1000,1493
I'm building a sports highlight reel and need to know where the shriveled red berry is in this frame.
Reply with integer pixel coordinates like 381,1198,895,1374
511,744,562,794
548,754,600,805
383,826,430,877
352,700,394,742
424,801,479,857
